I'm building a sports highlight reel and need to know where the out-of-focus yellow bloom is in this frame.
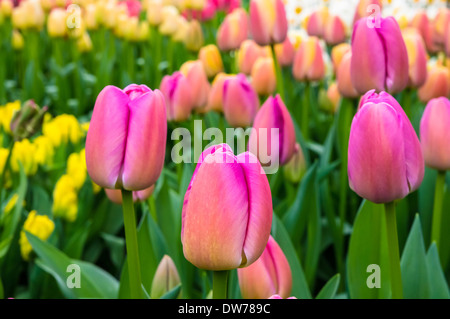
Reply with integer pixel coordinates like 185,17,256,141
159,6,179,36
66,149,87,190
1,0,13,18
53,174,78,222
47,8,68,37
42,114,84,147
10,139,38,175
12,0,45,31
33,135,54,167
146,0,163,26
136,21,150,41
181,0,205,10
114,12,129,38
184,19,204,52
0,101,20,134
172,15,189,43
198,44,224,78
12,29,24,50
84,4,99,30
0,148,11,187
77,31,93,52
40,0,54,12
20,211,55,261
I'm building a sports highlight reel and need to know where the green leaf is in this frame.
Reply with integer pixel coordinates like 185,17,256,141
347,200,391,299
26,232,119,299
272,214,311,299
400,214,429,299
316,274,340,299
0,277,3,299
160,284,181,299
426,243,449,299
101,233,125,270
63,222,90,259
0,237,12,260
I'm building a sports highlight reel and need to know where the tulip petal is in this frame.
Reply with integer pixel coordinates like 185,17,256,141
249,0,270,45
236,152,272,267
85,85,130,189
266,236,292,298
122,90,167,190
273,0,288,43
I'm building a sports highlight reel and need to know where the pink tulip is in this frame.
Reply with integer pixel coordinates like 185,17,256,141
238,236,292,299
181,143,273,270
249,0,287,46
292,36,325,82
180,60,211,112
251,57,276,96
85,84,167,191
216,8,248,51
269,294,297,299
213,0,241,12
223,74,259,127
418,64,450,104
183,1,218,22
306,7,329,38
206,72,233,113
120,0,142,17
274,37,295,67
348,90,424,203
160,72,194,122
353,0,382,26
331,42,351,72
324,15,346,45
351,16,409,94
337,51,359,98
248,95,296,167
105,185,155,205
402,28,428,89
420,97,450,171
237,39,271,75
410,10,438,54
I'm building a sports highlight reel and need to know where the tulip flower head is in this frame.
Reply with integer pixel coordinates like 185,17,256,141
182,144,273,271
216,7,248,51
351,16,409,95
292,36,325,82
105,185,155,205
418,63,450,104
238,236,292,299
151,255,182,299
85,84,167,191
348,90,424,204
249,0,288,46
251,57,276,97
420,97,450,171
160,72,194,122
180,60,211,111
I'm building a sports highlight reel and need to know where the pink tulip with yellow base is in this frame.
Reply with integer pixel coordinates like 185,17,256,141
181,144,273,298
85,84,167,299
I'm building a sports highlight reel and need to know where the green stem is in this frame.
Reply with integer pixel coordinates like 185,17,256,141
213,270,229,299
121,189,142,299
270,44,285,101
431,171,446,250
0,140,15,208
384,202,403,299
301,83,310,141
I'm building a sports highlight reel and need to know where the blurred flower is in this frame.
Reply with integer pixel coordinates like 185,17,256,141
77,31,93,52
33,135,54,167
85,84,167,190
12,29,24,50
248,95,296,166
52,174,79,222
336,51,358,98
20,211,55,261
181,144,272,270
306,6,329,38
160,72,194,122
3,193,25,216
348,91,424,204
67,149,87,190
237,39,270,75
251,56,276,96
84,4,99,30
12,0,45,30
324,14,346,45
159,5,180,36
274,37,294,67
150,255,181,299
410,10,436,53
223,74,259,127
47,8,68,37
238,236,292,299
420,97,450,171
105,185,155,205
292,36,325,82
216,7,248,51
0,101,20,134
418,64,450,103
0,0,13,18
206,72,232,113
249,0,287,46
269,294,297,299
184,19,204,52
11,139,38,175
10,100,48,142
283,143,306,184
353,0,382,26
180,60,210,111
199,44,223,78
172,15,189,43
43,114,84,147
351,16,409,94
331,42,351,73
402,28,427,89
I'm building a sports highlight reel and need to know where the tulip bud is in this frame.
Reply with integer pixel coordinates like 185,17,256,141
10,100,48,142
249,0,287,46
402,28,427,89
172,15,189,43
85,84,167,191
410,10,436,53
251,57,276,96
351,16,409,94
248,95,296,167
105,185,155,205
337,51,359,98
159,6,180,36
181,144,273,270
418,64,450,104
160,72,194,122
206,72,232,113
12,29,24,50
1,0,13,18
324,15,346,45
237,39,271,75
146,0,164,26
150,255,181,299
331,42,351,72
306,6,329,37
431,8,450,51
184,19,204,52
420,97,450,171
283,143,306,183
216,8,248,51
223,74,259,128
238,236,292,299
348,90,424,204
198,44,224,78
274,37,295,67
84,4,99,30
180,60,210,111
292,36,325,82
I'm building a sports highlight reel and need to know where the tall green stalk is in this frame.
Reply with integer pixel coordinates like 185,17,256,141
0,140,15,209
384,201,403,299
431,171,446,250
213,270,229,299
270,44,285,101
121,189,143,299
